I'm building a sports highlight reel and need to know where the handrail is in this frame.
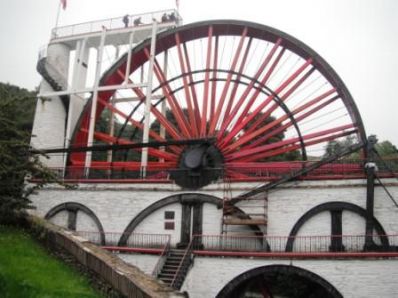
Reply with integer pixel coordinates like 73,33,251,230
193,233,396,253
32,158,398,183
51,9,182,39
170,239,194,289
76,230,170,248
152,236,171,277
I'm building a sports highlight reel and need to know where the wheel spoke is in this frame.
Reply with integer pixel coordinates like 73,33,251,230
210,36,219,122
227,124,356,162
201,26,213,136
92,130,178,161
208,27,248,135
218,38,283,137
220,58,313,148
182,43,201,130
239,90,339,151
175,33,199,137
69,21,365,184
222,37,253,136
145,48,192,138
98,98,182,154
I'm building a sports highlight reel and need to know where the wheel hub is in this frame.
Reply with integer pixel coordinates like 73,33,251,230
171,144,224,189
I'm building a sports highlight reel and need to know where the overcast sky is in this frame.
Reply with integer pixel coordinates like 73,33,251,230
0,0,397,146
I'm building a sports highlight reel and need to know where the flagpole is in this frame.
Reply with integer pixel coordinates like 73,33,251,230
55,1,62,29
176,0,180,22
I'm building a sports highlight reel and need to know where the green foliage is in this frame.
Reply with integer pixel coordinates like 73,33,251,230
375,140,398,157
245,112,301,161
95,109,142,162
323,135,360,159
0,83,57,224
323,136,398,163
0,225,101,297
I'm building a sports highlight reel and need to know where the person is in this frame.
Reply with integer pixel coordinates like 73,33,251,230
161,13,168,23
122,14,129,28
168,12,176,22
133,17,143,26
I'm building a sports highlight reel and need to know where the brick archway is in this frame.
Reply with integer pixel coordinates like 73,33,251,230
216,264,343,298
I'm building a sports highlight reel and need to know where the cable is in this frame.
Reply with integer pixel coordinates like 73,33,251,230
375,174,398,208
374,149,398,181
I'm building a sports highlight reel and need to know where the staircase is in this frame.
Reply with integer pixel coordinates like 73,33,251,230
157,249,187,289
222,178,268,234
37,57,70,111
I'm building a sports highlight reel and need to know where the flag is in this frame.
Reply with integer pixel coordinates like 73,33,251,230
60,0,67,10
176,0,179,9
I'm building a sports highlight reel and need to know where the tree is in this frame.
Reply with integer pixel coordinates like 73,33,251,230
375,140,398,157
0,83,56,224
323,136,398,165
323,135,360,159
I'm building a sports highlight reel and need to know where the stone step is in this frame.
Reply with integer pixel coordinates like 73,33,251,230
165,259,182,264
161,267,178,273
159,273,175,278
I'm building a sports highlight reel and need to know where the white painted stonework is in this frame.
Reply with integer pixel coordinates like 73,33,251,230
29,179,398,297
182,257,398,298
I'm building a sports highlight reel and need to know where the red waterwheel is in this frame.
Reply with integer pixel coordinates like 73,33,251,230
69,20,366,188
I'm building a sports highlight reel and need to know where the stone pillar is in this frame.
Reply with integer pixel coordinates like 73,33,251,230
31,43,70,168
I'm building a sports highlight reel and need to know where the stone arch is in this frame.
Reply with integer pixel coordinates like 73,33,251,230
119,193,221,246
45,202,105,245
216,264,343,298
118,193,263,246
285,201,389,252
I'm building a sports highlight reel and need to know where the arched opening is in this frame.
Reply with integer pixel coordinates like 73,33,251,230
217,265,343,298
45,202,105,245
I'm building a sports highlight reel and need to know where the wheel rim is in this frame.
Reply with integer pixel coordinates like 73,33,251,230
69,20,366,187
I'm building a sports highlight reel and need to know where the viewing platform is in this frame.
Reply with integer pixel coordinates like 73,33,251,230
48,9,182,47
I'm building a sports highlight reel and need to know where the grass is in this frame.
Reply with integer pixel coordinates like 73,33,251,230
0,225,102,298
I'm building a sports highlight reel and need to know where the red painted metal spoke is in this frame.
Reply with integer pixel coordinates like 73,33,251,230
182,43,201,129
112,70,183,145
220,58,313,149
98,98,182,154
175,33,199,137
227,124,357,162
68,21,366,182
98,99,163,142
243,128,357,162
116,69,146,101
210,36,219,120
222,67,318,152
221,37,253,136
218,38,283,137
92,130,178,161
223,168,251,179
200,26,213,136
208,26,249,135
239,90,339,151
73,160,175,171
145,48,192,138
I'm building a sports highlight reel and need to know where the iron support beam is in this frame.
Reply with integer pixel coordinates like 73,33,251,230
365,135,378,250
140,21,158,177
232,142,365,202
84,28,107,177
31,138,216,155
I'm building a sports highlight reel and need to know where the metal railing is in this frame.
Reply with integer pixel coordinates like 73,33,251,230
36,158,398,183
51,9,182,39
192,234,398,253
170,240,194,289
76,231,170,248
152,238,171,277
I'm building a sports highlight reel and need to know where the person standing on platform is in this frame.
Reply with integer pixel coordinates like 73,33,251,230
123,14,129,28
